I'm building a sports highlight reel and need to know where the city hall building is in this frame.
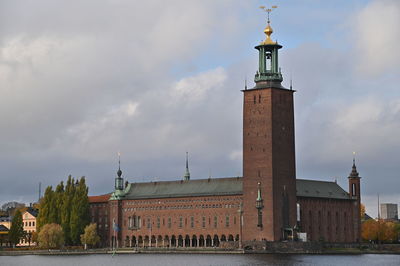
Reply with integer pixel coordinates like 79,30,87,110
89,18,361,248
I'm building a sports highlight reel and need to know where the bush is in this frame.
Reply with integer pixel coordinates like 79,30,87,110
38,223,64,249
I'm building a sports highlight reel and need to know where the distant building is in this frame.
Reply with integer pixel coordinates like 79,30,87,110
0,224,9,246
0,216,11,230
380,203,398,221
18,208,38,246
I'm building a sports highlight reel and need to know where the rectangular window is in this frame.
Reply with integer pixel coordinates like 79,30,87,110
202,216,206,228
190,216,194,228
157,217,160,228
225,215,230,227
168,217,172,228
147,218,151,229
179,217,183,228
214,216,218,228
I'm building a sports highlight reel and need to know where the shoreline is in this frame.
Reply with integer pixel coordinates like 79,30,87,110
1,247,400,256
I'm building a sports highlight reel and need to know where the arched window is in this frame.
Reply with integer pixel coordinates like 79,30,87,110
352,183,356,196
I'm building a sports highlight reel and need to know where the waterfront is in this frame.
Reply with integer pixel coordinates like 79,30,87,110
0,254,399,266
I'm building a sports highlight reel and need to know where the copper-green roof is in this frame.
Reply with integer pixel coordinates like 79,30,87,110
296,179,350,199
121,177,350,200
124,177,242,199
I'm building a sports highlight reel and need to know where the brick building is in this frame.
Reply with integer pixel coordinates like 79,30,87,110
89,16,361,247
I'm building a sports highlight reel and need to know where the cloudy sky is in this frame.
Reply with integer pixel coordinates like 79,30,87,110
0,0,399,217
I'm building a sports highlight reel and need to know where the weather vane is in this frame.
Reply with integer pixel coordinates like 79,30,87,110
259,5,278,45
259,5,278,24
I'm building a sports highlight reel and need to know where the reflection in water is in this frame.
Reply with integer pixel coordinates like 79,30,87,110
0,253,399,266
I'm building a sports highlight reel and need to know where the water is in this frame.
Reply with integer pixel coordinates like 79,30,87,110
0,254,399,266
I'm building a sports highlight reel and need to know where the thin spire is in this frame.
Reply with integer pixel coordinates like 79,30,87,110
117,152,122,178
118,152,121,171
378,193,381,219
184,152,190,181
290,76,293,90
244,77,247,90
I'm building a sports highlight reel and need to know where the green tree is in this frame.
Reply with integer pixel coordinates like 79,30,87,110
9,209,24,247
61,175,75,245
80,223,100,248
37,186,57,229
38,223,64,249
54,182,65,224
70,177,89,245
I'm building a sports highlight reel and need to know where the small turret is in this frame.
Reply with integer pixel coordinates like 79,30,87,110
115,152,124,191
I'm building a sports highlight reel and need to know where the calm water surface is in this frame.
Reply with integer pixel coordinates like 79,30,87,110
0,254,399,266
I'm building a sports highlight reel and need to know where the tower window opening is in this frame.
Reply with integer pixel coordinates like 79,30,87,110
254,95,256,104
352,183,356,196
265,52,272,71
259,94,261,103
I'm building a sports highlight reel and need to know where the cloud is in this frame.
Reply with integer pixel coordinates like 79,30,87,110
170,67,227,105
352,0,400,75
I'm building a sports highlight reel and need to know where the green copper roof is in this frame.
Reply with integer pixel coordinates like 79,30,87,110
119,177,350,201
124,177,242,199
296,179,350,199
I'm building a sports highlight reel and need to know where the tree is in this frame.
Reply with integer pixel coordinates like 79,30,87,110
37,186,57,229
38,223,64,249
360,203,366,219
80,223,100,248
9,209,24,247
54,182,65,225
362,219,398,243
61,175,75,245
70,177,90,245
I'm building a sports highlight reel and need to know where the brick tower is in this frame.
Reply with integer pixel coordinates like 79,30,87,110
348,156,361,242
242,12,297,241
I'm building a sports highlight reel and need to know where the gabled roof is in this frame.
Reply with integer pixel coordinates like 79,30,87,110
25,208,38,217
296,179,350,199
89,193,112,203
124,177,242,200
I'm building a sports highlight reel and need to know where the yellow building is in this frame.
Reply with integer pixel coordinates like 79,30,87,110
18,208,38,246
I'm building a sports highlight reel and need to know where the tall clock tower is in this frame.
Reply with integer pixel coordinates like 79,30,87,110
242,13,297,241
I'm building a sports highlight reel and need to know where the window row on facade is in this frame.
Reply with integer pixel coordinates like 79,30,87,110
126,214,237,230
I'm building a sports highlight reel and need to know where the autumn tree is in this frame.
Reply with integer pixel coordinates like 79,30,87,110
9,209,24,247
360,203,366,220
362,219,398,243
80,223,100,248
38,223,64,249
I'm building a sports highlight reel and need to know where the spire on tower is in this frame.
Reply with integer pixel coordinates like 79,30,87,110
259,5,278,45
184,152,190,181
349,152,360,178
117,152,122,178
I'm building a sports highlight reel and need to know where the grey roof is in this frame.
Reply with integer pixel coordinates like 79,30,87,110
26,208,38,217
0,224,9,232
0,216,11,222
296,179,350,199
124,177,242,199
123,177,351,201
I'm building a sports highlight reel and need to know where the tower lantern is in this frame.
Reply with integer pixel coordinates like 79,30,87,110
255,5,283,86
